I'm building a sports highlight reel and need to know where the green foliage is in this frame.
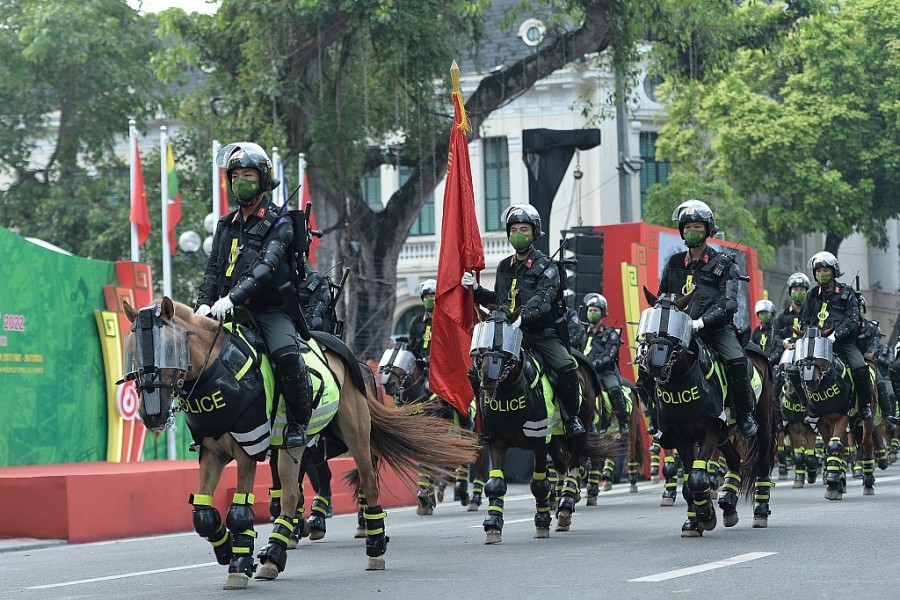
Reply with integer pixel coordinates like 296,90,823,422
656,0,900,254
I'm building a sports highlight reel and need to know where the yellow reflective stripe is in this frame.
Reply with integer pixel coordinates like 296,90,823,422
583,335,593,354
209,531,229,546
191,494,213,506
532,471,547,481
235,356,253,380
489,469,504,479
225,238,239,277
269,488,282,499
685,274,694,293
232,492,255,505
692,460,707,470
760,333,767,350
817,301,828,327
422,325,431,349
509,279,518,311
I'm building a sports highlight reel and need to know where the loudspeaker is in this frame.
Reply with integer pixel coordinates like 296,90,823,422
569,233,604,301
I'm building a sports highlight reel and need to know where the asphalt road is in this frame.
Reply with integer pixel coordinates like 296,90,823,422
1,469,898,600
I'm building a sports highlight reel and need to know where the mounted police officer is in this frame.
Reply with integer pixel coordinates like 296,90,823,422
408,279,436,365
800,251,873,421
750,299,782,366
774,272,809,350
461,203,585,437
195,141,311,448
582,293,630,436
658,199,758,438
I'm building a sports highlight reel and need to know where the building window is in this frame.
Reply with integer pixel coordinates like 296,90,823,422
362,168,382,212
393,305,425,339
639,132,672,209
400,166,435,236
483,137,510,232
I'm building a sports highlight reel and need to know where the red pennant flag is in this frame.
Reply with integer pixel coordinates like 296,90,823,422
429,80,485,416
166,144,182,255
304,171,320,266
219,168,230,216
129,139,150,246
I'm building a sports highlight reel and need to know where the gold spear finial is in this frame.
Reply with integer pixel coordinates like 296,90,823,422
451,60,460,94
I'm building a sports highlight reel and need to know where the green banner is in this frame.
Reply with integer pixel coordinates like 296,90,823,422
0,228,115,466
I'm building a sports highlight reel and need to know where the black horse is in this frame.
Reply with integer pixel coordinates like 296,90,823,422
636,290,778,537
469,305,618,543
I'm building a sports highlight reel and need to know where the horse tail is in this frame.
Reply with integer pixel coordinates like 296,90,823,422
583,431,627,464
628,399,648,472
342,394,479,496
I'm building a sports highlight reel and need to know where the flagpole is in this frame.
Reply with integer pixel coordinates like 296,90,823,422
160,126,172,298
129,120,139,262
212,139,221,223
298,153,306,211
271,146,282,207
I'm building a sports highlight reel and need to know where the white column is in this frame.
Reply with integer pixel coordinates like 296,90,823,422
212,139,221,223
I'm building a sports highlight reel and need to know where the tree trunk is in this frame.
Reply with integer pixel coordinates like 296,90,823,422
824,232,842,257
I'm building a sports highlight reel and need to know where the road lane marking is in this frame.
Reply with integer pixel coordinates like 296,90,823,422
629,552,777,582
26,562,218,589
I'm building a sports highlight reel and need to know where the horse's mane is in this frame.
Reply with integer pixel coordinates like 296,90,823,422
169,300,219,333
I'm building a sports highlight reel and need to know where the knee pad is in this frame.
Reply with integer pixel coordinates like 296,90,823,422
530,476,551,499
687,468,710,492
826,438,844,456
484,475,507,498
226,503,255,533
271,345,307,379
192,505,223,538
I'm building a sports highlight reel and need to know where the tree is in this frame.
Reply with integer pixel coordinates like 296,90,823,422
654,0,900,258
155,0,820,360
0,0,168,258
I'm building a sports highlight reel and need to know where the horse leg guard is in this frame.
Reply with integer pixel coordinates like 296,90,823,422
688,461,715,529
468,478,484,511
483,470,505,542
268,488,281,522
531,472,553,535
601,458,615,491
777,445,788,478
223,496,256,578
792,451,806,487
556,474,578,531
649,444,661,478
416,474,436,515
661,455,678,506
825,437,844,490
628,460,640,490
876,447,888,470
308,495,329,539
681,510,702,538
257,516,292,576
190,494,231,566
587,467,601,503
717,472,741,527
364,505,389,567
706,458,721,492
805,448,819,484
454,466,470,505
861,458,875,495
752,478,773,528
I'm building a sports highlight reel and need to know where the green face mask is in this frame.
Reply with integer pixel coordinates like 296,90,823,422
815,272,833,286
509,232,534,253
758,313,773,325
422,298,434,311
587,313,601,324
231,177,261,203
682,230,706,248
790,290,806,304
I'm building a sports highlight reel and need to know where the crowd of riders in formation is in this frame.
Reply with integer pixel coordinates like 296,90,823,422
155,141,898,586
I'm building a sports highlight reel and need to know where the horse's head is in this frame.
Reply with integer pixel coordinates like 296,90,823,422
635,287,695,384
376,342,424,402
470,305,523,398
122,297,191,432
792,326,835,392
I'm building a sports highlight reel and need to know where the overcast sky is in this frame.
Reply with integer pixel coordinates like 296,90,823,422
127,0,219,15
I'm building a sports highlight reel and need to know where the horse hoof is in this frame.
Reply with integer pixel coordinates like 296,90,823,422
416,505,428,516
778,474,788,481
458,492,470,507
793,479,805,489
556,511,572,530
586,496,598,506
354,527,367,539
629,484,638,493
724,513,739,528
555,524,570,532
534,528,550,539
660,497,675,507
752,516,768,528
681,529,702,538
309,530,325,541
651,476,660,484
484,530,502,544
863,487,874,496
255,563,280,581
224,572,250,590
365,556,386,571
287,538,299,550
436,489,445,503
602,481,613,492
701,515,717,531
467,502,480,512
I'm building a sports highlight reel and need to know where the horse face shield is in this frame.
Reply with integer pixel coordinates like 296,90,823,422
470,319,522,387
376,345,416,395
636,304,692,380
793,330,833,390
123,305,190,429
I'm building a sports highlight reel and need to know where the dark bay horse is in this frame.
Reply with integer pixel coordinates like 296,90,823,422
636,290,777,537
376,341,475,515
792,327,876,498
123,298,477,589
469,306,619,543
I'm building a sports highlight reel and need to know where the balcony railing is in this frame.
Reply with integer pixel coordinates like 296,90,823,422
397,232,509,269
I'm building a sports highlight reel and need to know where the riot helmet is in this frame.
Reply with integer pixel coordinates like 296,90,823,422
215,142,278,207
584,292,608,317
754,299,775,315
671,199,718,245
418,279,437,297
807,251,842,278
786,272,810,290
502,204,543,240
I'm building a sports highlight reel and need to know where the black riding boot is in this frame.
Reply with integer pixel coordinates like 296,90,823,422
557,368,585,438
725,358,759,438
851,366,874,421
272,347,312,449
608,386,630,437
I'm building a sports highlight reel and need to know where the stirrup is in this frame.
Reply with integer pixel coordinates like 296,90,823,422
857,405,873,421
737,415,758,438
563,417,585,438
283,423,309,448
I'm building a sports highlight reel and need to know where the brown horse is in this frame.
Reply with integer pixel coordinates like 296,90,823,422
637,289,778,536
792,326,876,499
123,298,477,589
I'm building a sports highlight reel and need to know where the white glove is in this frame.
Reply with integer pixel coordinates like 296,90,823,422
827,333,836,342
210,296,235,320
195,304,212,317
691,318,705,332
460,272,478,289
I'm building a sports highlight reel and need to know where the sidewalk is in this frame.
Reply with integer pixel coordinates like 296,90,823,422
0,537,66,553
